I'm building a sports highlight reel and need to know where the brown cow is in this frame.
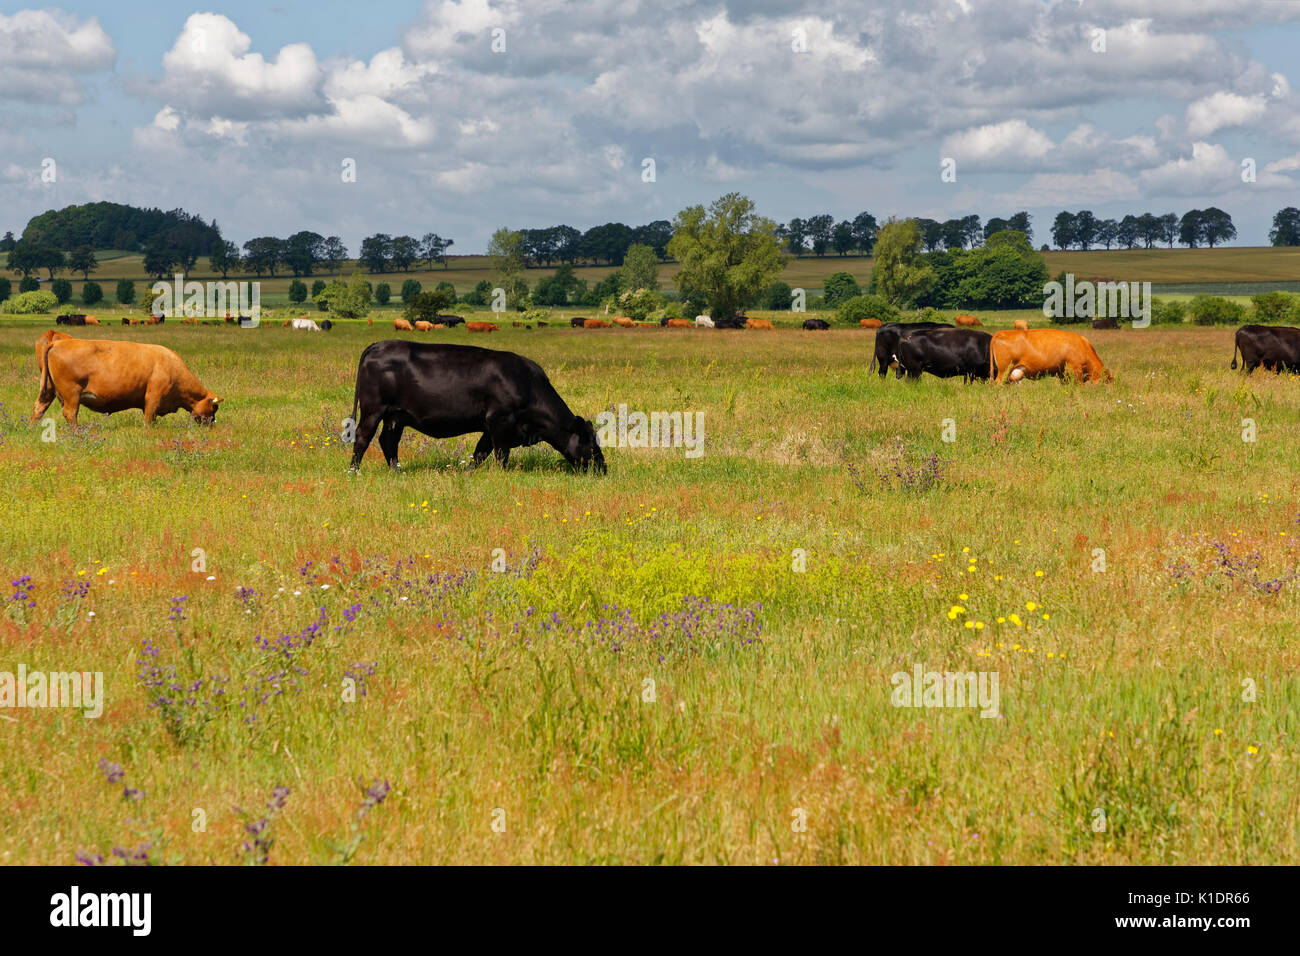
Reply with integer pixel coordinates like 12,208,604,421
584,319,611,329
84,316,100,326
414,320,435,331
666,318,692,328
611,316,635,328
955,314,982,327
467,321,499,332
860,318,883,329
32,331,222,425
433,323,446,329
989,329,1112,385
635,321,657,327
394,318,414,331
1012,319,1029,330
1092,318,1118,330
745,318,774,330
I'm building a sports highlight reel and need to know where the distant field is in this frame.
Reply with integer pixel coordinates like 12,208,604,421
2,314,1297,864
5,246,1299,307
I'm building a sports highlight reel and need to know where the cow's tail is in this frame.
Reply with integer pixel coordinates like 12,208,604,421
33,331,60,420
868,350,878,375
350,341,377,434
989,341,998,382
1230,331,1240,370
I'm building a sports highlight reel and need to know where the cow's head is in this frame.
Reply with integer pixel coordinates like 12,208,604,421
565,416,606,474
192,394,222,424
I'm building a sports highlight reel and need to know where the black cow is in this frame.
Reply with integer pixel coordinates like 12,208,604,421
56,314,86,326
894,328,992,382
570,316,587,328
348,341,606,474
869,321,951,378
802,318,830,330
320,319,333,331
713,316,746,329
437,315,466,327
1092,318,1118,330
1232,324,1300,374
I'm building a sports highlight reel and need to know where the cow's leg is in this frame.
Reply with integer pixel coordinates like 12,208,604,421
484,412,515,468
378,419,405,470
61,390,82,426
349,409,383,471
471,432,493,465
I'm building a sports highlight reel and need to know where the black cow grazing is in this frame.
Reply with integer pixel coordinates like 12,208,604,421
894,328,992,382
1092,318,1119,329
320,319,333,331
348,341,606,474
869,321,951,378
437,315,466,327
56,314,86,326
1232,324,1300,374
713,316,746,329
570,316,586,328
802,318,831,330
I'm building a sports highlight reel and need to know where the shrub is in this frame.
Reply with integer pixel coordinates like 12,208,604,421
116,279,136,305
51,278,72,304
82,281,103,305
401,279,422,304
763,281,793,310
1,290,59,314
661,300,683,320
912,307,946,323
522,308,552,325
316,273,372,318
375,283,391,306
19,276,39,293
1150,298,1186,325
404,289,454,324
463,280,492,307
822,272,861,307
288,279,307,304
836,293,899,326
310,280,326,297
1188,294,1247,326
617,287,663,321
1250,291,1296,323
434,281,456,302
0,276,10,302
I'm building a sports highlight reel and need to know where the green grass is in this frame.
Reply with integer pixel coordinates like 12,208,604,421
1,314,1298,864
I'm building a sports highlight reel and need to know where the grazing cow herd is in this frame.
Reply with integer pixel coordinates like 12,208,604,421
22,312,1300,475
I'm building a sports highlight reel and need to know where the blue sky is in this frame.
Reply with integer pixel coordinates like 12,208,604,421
4,1,1300,253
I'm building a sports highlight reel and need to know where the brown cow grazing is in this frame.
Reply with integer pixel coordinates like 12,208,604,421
990,329,1112,385
666,318,692,328
1092,318,1118,330
414,320,435,331
860,318,883,329
635,321,657,327
368,318,374,326
611,316,635,328
584,319,611,329
32,331,222,426
433,323,446,329
467,322,499,332
745,317,775,330
1012,319,1029,330
394,318,414,331
955,314,982,327
84,316,100,326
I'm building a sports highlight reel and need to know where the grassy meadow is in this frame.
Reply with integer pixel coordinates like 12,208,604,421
1,307,1299,865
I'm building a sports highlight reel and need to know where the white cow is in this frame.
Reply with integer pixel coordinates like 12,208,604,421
289,317,322,331
695,315,715,328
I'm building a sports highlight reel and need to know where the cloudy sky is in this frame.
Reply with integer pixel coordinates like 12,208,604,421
3,0,1299,253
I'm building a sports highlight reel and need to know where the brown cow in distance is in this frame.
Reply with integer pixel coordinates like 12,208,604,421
32,331,222,426
745,318,775,330
611,316,635,328
84,316,100,326
1012,319,1029,330
990,329,1112,385
955,314,982,327
584,319,611,329
394,318,414,331
860,318,882,329
414,320,435,331
467,322,499,332
666,318,692,328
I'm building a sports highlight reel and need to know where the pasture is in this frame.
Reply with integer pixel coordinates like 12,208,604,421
1,315,1298,865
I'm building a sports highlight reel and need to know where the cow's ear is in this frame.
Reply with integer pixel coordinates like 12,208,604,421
212,396,223,405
